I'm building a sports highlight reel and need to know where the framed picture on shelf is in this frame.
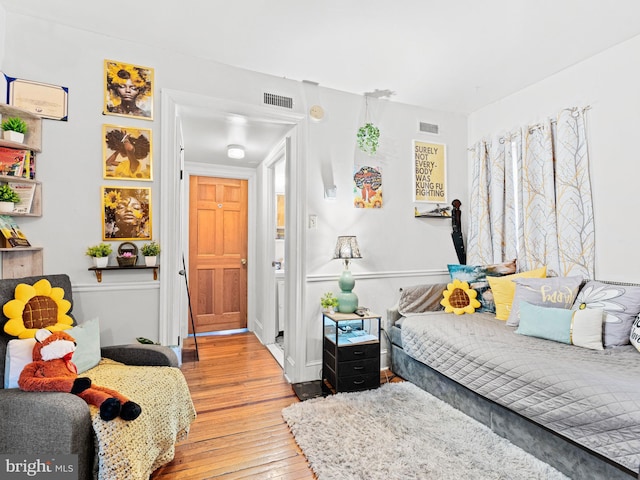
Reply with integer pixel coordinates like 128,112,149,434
5,74,69,121
102,186,151,241
103,59,154,120
413,140,447,204
103,124,152,180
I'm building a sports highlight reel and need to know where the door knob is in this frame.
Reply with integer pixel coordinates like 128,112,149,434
241,258,247,265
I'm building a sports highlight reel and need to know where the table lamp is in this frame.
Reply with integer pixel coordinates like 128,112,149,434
333,236,362,313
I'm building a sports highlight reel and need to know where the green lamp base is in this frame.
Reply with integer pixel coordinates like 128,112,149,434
337,268,358,313
337,292,358,313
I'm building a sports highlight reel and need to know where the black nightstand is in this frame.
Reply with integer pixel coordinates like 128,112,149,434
322,311,381,393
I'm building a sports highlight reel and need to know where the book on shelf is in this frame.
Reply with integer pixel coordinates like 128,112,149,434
25,150,35,180
0,146,27,177
8,181,35,214
0,215,30,247
0,147,36,179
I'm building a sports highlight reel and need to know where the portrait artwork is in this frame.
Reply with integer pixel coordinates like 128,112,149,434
102,187,152,241
353,165,382,208
103,124,152,180
103,59,154,120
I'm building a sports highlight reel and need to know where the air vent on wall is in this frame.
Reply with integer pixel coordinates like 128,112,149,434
264,92,293,109
419,122,439,134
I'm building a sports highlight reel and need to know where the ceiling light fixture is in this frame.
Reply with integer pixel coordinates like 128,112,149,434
227,144,245,159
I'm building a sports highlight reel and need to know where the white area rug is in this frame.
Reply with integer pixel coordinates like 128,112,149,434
282,382,569,480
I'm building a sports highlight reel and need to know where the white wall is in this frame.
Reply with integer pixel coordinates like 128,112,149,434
468,34,640,283
0,10,467,380
301,88,466,377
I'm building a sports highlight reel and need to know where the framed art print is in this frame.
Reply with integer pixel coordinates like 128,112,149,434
353,165,383,208
103,124,152,180
5,74,68,121
413,140,446,203
103,59,154,120
102,186,152,240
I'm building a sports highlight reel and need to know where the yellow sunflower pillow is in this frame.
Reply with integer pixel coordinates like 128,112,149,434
3,279,73,338
441,279,481,315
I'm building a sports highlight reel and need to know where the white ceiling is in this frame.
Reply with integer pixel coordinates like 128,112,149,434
3,0,640,164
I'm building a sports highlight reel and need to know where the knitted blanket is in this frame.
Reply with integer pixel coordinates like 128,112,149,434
84,358,196,480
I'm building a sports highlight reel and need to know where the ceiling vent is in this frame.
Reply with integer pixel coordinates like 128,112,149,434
264,92,293,109
419,122,439,135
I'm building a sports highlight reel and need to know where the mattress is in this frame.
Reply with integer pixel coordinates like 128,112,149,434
400,312,640,472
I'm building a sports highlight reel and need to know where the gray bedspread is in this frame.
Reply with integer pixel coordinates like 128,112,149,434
400,312,640,472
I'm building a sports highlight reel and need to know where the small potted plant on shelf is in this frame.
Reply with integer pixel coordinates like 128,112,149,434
1,117,28,144
321,292,339,314
0,184,20,213
141,241,160,267
85,243,113,268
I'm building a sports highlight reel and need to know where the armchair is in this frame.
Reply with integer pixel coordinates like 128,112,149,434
0,274,194,480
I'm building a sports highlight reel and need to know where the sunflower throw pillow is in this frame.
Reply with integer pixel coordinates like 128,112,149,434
441,279,481,315
3,279,73,338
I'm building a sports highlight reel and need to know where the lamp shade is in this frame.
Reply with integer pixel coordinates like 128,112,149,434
333,236,362,260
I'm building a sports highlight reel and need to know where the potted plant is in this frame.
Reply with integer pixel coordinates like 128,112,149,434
0,184,20,213
85,243,113,268
1,117,28,144
320,292,339,314
356,122,380,156
141,241,160,266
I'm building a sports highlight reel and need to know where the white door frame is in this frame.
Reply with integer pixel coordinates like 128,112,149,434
260,139,286,347
159,88,306,383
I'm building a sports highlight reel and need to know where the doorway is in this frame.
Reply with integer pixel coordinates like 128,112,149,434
160,89,306,383
188,175,248,333
265,147,286,366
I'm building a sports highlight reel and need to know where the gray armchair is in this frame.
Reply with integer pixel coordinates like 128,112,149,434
0,274,179,480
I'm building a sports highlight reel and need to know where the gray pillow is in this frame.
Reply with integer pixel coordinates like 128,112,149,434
398,283,448,316
572,281,640,347
506,276,582,327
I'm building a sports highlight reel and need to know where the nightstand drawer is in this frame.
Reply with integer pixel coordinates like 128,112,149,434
337,342,379,362
338,358,379,376
335,373,379,392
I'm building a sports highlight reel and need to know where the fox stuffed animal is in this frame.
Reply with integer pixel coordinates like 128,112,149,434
18,329,142,421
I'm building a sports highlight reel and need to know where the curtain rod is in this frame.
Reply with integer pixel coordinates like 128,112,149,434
467,105,591,150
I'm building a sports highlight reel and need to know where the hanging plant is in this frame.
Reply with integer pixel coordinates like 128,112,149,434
357,122,380,156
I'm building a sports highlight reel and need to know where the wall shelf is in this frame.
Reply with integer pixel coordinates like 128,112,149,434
88,265,159,282
0,104,42,152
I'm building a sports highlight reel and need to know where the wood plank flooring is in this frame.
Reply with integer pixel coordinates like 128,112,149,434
151,332,314,480
151,332,398,479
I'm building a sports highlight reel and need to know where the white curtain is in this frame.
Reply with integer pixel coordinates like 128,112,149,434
468,107,594,279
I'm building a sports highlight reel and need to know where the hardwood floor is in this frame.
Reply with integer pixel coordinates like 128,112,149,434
151,332,399,479
151,332,314,480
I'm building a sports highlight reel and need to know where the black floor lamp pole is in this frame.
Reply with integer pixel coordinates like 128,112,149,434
179,254,200,361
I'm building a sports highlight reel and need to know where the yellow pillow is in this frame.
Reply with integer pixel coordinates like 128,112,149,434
3,279,73,338
441,279,481,315
487,266,547,320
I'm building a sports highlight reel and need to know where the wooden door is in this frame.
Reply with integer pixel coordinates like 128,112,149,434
189,176,248,332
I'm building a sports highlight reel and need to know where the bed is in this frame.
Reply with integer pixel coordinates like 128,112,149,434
387,283,640,480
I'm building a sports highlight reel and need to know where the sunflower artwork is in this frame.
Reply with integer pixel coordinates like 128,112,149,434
3,279,73,338
102,186,151,240
103,125,153,180
103,59,154,120
441,279,481,315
